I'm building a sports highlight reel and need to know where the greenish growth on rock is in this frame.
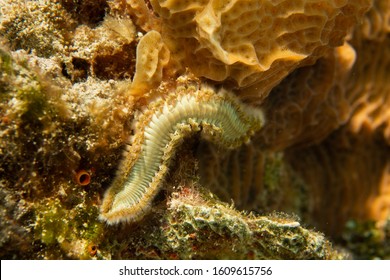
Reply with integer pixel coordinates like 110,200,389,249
341,218,390,259
0,46,69,120
259,152,290,209
0,46,131,260
0,49,13,101
33,193,105,259
164,192,252,259
0,47,111,259
34,199,67,246
164,188,342,259
0,47,72,190
258,152,307,217
0,48,13,75
0,0,76,57
263,152,285,191
111,187,344,260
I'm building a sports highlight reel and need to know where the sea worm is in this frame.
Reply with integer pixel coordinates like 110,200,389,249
100,84,264,224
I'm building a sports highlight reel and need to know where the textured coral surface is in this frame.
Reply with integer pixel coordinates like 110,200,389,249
150,0,371,103
0,0,389,260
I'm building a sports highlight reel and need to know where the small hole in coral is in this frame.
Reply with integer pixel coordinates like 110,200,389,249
61,62,71,79
74,170,91,186
88,244,98,256
79,174,89,184
71,57,90,82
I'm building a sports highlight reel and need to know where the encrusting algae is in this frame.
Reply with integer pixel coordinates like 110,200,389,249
0,0,389,260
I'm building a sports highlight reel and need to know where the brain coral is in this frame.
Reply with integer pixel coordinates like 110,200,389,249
150,0,371,103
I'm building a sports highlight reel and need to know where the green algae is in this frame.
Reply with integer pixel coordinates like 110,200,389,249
0,48,13,75
263,153,284,192
0,46,69,123
33,194,105,259
109,187,344,260
341,219,390,259
0,46,106,259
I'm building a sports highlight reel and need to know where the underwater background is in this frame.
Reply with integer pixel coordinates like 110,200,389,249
0,0,389,259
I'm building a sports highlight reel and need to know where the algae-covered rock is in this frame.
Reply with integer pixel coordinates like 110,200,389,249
0,1,75,58
0,49,107,258
161,188,340,260
96,187,343,260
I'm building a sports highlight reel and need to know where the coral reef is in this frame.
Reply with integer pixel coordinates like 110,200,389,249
0,0,389,260
198,144,301,214
149,0,371,103
283,0,390,238
258,43,355,150
114,187,342,259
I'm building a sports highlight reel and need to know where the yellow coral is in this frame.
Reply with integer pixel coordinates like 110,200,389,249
129,30,170,97
283,0,390,236
361,0,390,40
150,0,371,103
258,43,356,150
